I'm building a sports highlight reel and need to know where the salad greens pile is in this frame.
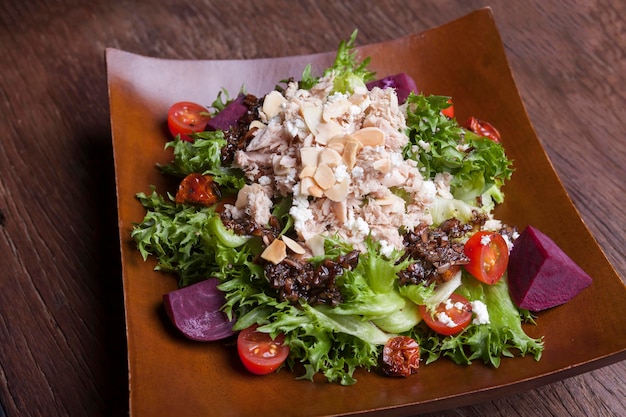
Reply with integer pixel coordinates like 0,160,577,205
132,31,543,385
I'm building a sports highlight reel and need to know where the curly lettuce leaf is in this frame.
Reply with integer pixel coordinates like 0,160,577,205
403,94,513,207
416,274,543,367
322,30,376,94
159,133,246,193
131,190,258,287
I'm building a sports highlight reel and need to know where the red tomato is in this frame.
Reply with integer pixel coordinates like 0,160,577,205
463,231,509,285
418,293,473,336
167,101,211,141
237,324,290,375
463,116,501,142
441,99,454,118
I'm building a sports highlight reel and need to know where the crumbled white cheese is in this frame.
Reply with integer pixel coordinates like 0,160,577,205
379,240,394,258
436,311,457,328
345,215,370,236
258,175,271,186
289,195,313,231
470,300,490,325
334,164,349,182
503,234,514,251
480,234,492,246
483,218,502,231
351,166,364,178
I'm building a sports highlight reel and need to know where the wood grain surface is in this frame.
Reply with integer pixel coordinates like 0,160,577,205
0,1,624,416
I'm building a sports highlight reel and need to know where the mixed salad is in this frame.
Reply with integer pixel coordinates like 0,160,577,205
132,32,547,385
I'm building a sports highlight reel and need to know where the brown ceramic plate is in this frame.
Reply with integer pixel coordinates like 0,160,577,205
107,8,626,417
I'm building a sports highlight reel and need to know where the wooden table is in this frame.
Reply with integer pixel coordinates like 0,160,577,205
1,1,624,416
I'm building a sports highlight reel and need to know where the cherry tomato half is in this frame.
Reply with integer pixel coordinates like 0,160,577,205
463,116,501,142
237,324,290,375
167,101,211,141
463,231,509,285
441,99,454,118
418,293,473,336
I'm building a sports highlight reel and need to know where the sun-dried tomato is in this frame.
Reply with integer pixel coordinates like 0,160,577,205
380,336,420,377
464,116,501,142
175,173,221,206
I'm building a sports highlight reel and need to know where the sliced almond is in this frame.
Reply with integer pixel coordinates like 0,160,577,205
328,134,350,146
299,165,317,179
313,163,336,190
306,234,326,257
325,178,350,202
327,142,345,155
260,238,287,264
299,176,316,196
281,235,306,255
323,99,351,122
249,120,266,131
319,148,343,167
373,157,392,174
343,139,362,170
332,200,347,224
353,127,385,148
300,146,322,167
301,104,323,134
314,120,343,145
308,183,325,198
262,90,286,119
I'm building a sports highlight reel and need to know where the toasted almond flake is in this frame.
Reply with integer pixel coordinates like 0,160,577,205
343,139,362,170
314,120,343,145
373,157,392,174
301,105,323,134
308,183,324,198
328,134,349,145
319,148,343,167
262,90,286,119
323,99,351,122
325,178,349,202
300,177,315,196
306,234,326,257
260,238,287,264
327,142,345,154
300,146,322,167
313,163,336,190
281,235,306,255
249,120,266,131
299,165,317,178
353,127,385,147
332,200,347,224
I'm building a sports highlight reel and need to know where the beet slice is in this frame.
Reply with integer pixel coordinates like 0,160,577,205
163,278,235,341
508,225,592,311
206,93,247,132
366,73,418,104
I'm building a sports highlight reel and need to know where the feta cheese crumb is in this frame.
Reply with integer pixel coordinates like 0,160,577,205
289,196,313,231
436,311,457,328
480,233,492,246
351,166,364,178
334,164,349,182
258,175,271,186
379,240,394,258
470,300,490,325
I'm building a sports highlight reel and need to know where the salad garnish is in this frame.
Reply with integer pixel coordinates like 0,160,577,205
132,31,545,385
